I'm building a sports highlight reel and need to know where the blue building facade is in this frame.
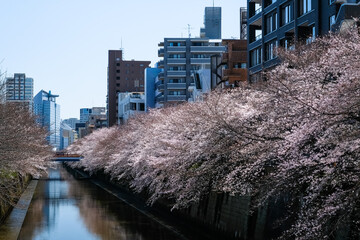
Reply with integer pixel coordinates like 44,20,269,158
247,0,360,82
145,68,162,110
33,90,61,150
80,108,92,123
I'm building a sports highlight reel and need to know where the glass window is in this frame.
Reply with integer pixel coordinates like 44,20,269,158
281,4,292,26
299,0,311,15
169,90,186,95
130,102,136,110
266,12,277,34
139,103,145,111
265,40,277,61
250,47,262,67
306,26,316,44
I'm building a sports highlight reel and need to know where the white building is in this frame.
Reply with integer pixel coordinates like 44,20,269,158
117,92,145,124
188,69,211,102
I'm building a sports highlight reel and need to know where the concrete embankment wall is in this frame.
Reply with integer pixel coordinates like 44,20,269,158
0,175,32,224
65,165,291,240
175,192,290,240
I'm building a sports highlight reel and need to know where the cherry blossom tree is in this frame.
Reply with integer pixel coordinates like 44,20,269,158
67,29,360,239
0,80,52,206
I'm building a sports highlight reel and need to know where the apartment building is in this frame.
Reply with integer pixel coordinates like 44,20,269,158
5,73,33,110
107,50,150,126
247,0,360,82
155,38,225,107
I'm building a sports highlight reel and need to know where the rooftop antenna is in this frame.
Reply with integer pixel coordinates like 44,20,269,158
120,37,124,59
213,0,215,7
187,24,193,38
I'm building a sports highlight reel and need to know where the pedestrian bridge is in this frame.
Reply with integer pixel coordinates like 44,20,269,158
52,153,84,162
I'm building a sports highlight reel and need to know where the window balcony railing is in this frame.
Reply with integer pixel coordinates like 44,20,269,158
255,34,262,41
255,7,262,15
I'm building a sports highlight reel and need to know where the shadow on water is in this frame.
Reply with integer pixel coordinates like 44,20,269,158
18,164,184,240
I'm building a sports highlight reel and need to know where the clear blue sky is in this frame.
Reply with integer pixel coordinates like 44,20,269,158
0,0,246,119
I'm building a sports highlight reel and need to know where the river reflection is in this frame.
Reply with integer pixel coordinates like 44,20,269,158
18,164,183,240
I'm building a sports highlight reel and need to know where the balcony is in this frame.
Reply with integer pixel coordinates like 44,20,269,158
255,33,262,41
190,46,225,53
158,48,164,57
158,60,164,68
255,7,262,15
190,58,210,64
167,46,186,52
167,83,187,89
223,68,247,77
158,72,164,80
157,84,164,91
167,95,187,101
155,94,164,102
167,70,187,77
331,3,360,32
223,68,248,83
158,42,164,47
167,58,186,65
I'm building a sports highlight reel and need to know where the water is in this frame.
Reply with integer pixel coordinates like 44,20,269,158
17,165,184,240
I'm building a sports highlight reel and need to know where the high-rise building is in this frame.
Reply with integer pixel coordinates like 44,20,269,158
33,90,61,150
5,73,33,110
200,7,222,39
155,38,225,107
60,122,76,150
62,118,79,129
107,50,150,126
247,0,360,82
80,108,92,123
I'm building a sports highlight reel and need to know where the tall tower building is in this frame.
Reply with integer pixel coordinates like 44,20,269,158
33,90,61,150
200,7,222,39
5,73,34,110
107,50,150,127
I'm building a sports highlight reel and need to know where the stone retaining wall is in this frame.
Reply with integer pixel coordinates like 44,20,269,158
0,175,32,224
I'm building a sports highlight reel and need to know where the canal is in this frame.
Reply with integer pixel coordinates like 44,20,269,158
16,164,187,240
